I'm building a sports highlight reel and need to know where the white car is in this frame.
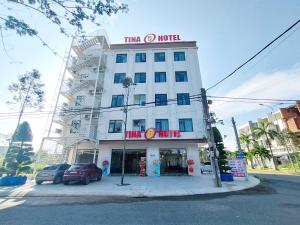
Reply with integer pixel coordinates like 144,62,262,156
200,162,212,174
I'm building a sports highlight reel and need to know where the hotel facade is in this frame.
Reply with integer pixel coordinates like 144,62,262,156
41,30,207,176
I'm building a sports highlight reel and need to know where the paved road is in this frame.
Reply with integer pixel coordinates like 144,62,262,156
0,174,299,225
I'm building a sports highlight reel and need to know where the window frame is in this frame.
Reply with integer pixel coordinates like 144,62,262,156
155,72,167,83
108,120,123,133
132,119,146,132
75,95,85,106
116,54,127,63
174,51,186,61
154,52,166,62
175,71,188,82
179,119,193,132
70,120,81,134
134,72,146,83
155,94,168,106
114,73,126,84
111,95,124,107
177,93,190,105
135,53,146,63
134,94,146,106
155,119,169,131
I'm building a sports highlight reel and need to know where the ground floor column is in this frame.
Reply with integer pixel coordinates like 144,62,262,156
187,145,201,176
146,146,160,176
97,145,112,176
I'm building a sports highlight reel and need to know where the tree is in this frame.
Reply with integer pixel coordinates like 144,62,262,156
213,127,231,174
3,70,44,166
254,120,279,170
277,129,298,171
0,1,128,38
240,133,255,169
5,122,34,175
250,144,271,168
12,121,33,143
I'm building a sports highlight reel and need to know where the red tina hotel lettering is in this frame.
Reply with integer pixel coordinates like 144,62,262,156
125,130,181,139
124,34,181,44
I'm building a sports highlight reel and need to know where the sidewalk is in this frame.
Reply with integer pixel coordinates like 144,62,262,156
0,175,259,198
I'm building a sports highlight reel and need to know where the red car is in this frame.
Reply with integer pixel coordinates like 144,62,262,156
63,163,102,185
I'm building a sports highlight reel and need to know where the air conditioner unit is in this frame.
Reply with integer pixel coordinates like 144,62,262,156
84,114,90,120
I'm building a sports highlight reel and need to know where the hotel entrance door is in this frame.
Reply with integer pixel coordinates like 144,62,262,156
110,149,146,174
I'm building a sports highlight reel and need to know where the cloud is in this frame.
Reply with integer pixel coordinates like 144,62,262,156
210,64,300,119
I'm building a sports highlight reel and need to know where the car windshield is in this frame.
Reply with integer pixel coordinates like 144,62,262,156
69,164,86,171
204,162,211,165
43,165,58,170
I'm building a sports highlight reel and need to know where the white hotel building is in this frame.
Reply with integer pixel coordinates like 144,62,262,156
42,30,207,176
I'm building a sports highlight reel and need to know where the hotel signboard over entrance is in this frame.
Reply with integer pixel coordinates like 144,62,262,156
125,128,181,140
124,34,181,44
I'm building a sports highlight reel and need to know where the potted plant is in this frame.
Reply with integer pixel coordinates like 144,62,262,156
213,127,233,182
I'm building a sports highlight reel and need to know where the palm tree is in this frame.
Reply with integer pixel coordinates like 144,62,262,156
251,144,271,168
240,133,255,169
254,120,279,170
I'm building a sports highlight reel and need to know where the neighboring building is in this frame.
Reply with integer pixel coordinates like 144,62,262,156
239,113,287,156
239,104,300,163
40,30,207,176
280,102,300,145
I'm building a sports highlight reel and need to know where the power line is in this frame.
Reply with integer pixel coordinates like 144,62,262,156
206,18,300,91
208,96,298,102
0,95,203,119
209,99,293,105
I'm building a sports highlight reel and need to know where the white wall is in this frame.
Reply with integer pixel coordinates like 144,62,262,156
98,46,206,141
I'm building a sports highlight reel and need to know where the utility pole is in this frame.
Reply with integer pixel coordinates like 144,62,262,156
232,117,248,180
201,88,222,187
232,117,242,151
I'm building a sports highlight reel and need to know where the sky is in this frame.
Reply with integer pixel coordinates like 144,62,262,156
0,0,300,151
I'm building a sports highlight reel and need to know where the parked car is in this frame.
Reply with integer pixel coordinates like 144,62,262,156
200,162,212,174
36,164,71,185
63,163,102,185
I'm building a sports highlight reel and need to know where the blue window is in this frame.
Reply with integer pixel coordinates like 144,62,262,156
114,73,126,84
179,119,193,132
116,54,127,63
135,53,146,62
134,73,146,83
175,71,188,82
177,93,190,105
154,52,165,62
108,120,123,133
155,119,169,131
174,52,185,61
155,72,166,83
155,94,167,106
111,95,124,107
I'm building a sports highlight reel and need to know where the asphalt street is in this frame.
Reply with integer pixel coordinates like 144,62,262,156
0,174,299,225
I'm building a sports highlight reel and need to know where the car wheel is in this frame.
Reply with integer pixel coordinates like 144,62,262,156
83,176,90,185
201,170,203,174
97,174,102,181
53,176,62,184
36,181,43,185
63,181,69,185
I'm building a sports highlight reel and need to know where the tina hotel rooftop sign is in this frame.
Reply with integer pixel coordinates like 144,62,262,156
124,34,181,44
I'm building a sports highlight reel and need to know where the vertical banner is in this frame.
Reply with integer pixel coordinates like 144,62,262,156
187,159,195,176
139,157,146,176
102,160,109,176
152,160,160,177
